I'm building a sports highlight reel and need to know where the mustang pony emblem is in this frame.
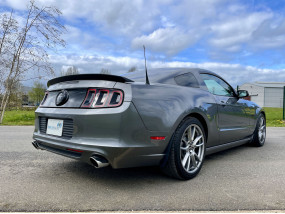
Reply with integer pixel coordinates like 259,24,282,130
55,90,69,106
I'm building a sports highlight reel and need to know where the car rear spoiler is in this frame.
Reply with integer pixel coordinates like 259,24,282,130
47,74,134,87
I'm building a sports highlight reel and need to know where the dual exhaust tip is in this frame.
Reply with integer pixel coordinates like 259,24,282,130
32,141,109,169
90,155,109,168
32,141,40,149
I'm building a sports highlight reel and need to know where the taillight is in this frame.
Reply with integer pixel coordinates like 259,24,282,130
81,88,124,108
81,89,96,108
108,90,123,107
40,91,49,106
94,89,109,107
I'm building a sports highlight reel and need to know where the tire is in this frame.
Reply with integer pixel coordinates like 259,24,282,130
251,114,266,147
161,117,206,180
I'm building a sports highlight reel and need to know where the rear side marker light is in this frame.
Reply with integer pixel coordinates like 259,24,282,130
81,88,124,108
150,136,166,140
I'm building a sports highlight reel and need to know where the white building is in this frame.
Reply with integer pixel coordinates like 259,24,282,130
239,82,285,108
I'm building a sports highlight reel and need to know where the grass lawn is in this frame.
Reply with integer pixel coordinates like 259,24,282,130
1,110,36,125
263,107,285,127
1,107,285,127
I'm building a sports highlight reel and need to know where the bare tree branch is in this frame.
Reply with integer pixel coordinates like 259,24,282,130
0,0,66,123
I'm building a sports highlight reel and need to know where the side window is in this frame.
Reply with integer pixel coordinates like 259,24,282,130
200,73,235,97
174,73,199,88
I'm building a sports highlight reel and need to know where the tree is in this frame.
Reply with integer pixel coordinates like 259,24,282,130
0,11,18,96
7,82,25,109
28,81,46,106
0,0,66,123
2,78,23,109
100,68,111,74
61,65,79,76
128,66,137,73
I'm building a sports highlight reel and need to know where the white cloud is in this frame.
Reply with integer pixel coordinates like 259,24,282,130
0,0,28,10
251,18,285,49
49,54,285,86
171,0,225,27
160,16,175,28
2,0,160,36
3,0,285,73
50,0,162,37
209,12,273,51
132,28,198,56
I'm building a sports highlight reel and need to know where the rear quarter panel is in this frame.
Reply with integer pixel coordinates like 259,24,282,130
131,83,219,148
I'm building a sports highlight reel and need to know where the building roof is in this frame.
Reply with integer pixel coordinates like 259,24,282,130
242,82,285,88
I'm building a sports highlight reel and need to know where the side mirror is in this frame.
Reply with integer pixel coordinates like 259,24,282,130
237,90,249,98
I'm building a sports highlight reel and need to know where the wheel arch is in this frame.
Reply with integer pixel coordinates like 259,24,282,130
260,110,266,120
186,112,208,141
160,111,209,167
256,108,266,127
171,111,209,146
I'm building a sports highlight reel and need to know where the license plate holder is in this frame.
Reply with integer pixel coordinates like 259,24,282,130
46,119,63,136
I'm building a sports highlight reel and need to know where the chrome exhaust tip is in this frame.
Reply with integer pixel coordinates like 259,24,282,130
32,141,39,149
90,155,109,168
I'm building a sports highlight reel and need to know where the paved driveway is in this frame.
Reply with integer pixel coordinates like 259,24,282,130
0,126,285,211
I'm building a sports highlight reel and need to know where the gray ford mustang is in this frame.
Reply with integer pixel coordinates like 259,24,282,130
32,68,266,180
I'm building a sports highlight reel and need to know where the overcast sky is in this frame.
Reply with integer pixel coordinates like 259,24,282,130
1,0,285,86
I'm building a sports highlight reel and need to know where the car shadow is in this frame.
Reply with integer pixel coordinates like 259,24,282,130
55,143,254,184
60,160,178,183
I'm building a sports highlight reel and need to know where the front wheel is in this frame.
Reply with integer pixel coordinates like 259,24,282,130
161,117,206,180
251,114,266,147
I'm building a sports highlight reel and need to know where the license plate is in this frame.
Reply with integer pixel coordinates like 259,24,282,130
46,119,63,136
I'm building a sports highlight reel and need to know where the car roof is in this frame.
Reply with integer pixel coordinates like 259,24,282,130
123,67,216,84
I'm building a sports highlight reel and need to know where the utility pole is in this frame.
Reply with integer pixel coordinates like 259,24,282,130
283,86,285,121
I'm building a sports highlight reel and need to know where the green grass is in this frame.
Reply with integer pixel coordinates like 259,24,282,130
1,107,285,127
264,107,285,127
1,110,35,125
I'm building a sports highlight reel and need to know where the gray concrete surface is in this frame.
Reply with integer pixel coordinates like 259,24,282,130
0,126,285,211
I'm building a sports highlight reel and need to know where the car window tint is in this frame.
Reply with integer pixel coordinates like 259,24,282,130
174,73,199,88
200,73,234,97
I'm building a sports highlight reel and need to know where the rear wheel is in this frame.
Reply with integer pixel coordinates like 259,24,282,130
251,114,266,147
161,117,206,180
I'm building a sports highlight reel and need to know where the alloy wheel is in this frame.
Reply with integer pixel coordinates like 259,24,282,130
180,124,205,173
258,117,266,144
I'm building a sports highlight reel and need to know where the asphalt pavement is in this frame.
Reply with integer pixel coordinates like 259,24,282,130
0,126,285,211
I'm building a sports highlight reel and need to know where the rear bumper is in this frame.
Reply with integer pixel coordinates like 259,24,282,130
32,102,169,168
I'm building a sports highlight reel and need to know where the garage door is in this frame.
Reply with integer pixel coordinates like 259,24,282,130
264,87,283,108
